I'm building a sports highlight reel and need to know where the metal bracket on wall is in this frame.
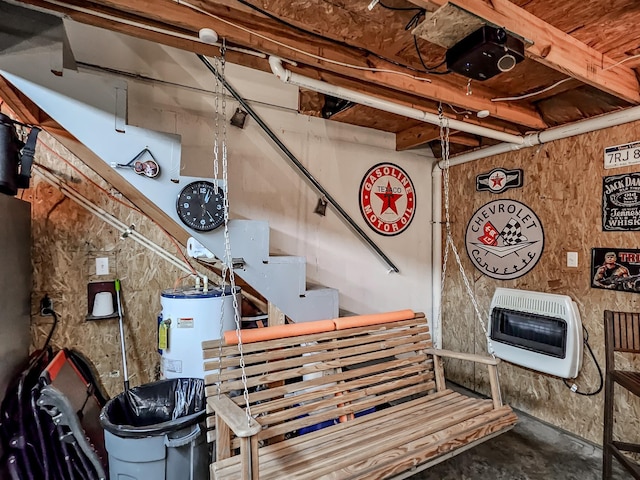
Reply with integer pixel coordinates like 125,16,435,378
197,54,399,273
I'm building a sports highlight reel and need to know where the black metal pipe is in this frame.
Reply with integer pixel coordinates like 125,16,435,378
197,54,399,273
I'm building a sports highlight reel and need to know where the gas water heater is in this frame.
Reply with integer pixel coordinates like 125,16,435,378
159,286,240,379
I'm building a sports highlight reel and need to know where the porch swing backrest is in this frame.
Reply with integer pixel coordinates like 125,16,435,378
202,311,517,480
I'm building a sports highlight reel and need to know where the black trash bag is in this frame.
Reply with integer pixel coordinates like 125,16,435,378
100,378,205,438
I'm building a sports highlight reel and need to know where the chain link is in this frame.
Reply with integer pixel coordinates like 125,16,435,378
213,42,253,424
437,103,495,357
213,57,220,194
215,53,224,395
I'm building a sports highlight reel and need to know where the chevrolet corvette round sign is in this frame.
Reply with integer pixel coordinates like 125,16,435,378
465,199,544,280
359,163,415,236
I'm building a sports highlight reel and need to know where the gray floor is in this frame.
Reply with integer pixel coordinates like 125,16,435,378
408,407,633,480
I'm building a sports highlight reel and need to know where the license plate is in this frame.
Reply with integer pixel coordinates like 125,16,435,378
605,141,640,169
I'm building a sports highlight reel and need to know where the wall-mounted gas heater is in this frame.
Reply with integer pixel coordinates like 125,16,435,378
489,288,583,379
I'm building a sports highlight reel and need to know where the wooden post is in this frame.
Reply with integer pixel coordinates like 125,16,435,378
268,302,286,326
215,414,232,461
432,354,446,392
487,364,503,409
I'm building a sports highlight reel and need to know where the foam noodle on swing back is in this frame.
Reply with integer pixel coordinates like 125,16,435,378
333,309,415,330
223,320,335,345
223,310,416,344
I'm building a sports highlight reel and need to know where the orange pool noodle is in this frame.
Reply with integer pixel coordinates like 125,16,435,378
333,309,415,330
223,319,335,345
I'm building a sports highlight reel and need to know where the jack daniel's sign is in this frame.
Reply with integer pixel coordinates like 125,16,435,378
603,173,640,231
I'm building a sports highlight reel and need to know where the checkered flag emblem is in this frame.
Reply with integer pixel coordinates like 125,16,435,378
500,218,528,245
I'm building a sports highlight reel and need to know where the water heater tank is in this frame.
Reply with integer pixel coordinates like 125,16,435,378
160,286,240,379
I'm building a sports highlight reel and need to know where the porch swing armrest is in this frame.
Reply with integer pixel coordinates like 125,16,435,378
207,395,262,437
425,348,501,366
425,348,504,409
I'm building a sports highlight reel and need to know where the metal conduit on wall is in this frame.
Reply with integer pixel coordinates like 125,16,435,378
267,55,640,333
34,165,203,280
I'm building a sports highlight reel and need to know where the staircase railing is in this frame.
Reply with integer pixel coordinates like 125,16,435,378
197,54,399,273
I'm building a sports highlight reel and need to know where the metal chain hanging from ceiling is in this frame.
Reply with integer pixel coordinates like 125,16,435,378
212,43,253,423
437,103,495,356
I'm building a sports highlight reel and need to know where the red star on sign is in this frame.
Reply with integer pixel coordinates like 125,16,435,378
375,181,403,214
490,172,505,187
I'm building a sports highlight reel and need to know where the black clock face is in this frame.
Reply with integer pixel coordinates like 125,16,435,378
176,181,225,232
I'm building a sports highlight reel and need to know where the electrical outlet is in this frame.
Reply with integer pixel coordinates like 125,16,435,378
567,252,578,268
40,295,53,316
96,257,109,276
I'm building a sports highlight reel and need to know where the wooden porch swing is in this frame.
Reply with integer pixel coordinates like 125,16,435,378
202,309,517,480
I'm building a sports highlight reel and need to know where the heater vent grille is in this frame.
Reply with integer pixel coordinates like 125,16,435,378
489,288,583,378
492,293,567,318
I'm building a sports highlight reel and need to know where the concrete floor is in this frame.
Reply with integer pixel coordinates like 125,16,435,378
408,408,633,480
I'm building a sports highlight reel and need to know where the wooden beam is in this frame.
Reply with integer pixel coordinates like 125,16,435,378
12,0,546,129
396,124,441,150
395,124,479,150
450,132,480,147
0,76,41,125
413,0,640,104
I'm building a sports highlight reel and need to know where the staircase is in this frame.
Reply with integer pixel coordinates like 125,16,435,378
0,19,339,322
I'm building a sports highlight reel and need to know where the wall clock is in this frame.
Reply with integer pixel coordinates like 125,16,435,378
176,180,225,232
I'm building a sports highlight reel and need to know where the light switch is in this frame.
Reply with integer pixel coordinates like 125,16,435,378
96,257,109,275
567,252,578,268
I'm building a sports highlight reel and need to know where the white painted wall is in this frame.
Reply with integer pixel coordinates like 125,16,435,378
62,21,435,317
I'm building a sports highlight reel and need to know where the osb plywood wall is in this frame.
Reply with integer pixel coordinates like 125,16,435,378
443,120,640,445
28,131,195,397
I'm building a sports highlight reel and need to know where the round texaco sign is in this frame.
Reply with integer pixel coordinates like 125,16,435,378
465,199,544,280
359,163,416,236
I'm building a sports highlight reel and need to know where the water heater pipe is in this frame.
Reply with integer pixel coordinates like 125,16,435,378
438,104,640,168
268,56,525,145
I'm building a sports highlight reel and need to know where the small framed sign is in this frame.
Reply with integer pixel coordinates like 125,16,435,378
476,168,523,194
591,248,640,293
602,173,640,231
604,141,640,169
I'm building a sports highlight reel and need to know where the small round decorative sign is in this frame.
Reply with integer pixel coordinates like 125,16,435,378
359,163,416,236
465,199,544,280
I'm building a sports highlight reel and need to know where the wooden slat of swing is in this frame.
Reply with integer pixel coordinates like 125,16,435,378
204,313,517,480
211,393,516,480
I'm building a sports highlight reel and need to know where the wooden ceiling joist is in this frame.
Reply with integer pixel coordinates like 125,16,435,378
13,0,547,131
395,124,479,150
0,76,41,125
413,0,640,104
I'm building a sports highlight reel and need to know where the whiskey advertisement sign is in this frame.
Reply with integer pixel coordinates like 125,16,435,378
602,173,640,231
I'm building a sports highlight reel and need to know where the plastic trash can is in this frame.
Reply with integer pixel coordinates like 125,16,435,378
99,378,208,480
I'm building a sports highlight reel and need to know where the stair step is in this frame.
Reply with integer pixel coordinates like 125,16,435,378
288,287,339,323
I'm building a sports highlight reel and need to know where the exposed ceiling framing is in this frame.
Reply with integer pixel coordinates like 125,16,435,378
2,0,640,157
